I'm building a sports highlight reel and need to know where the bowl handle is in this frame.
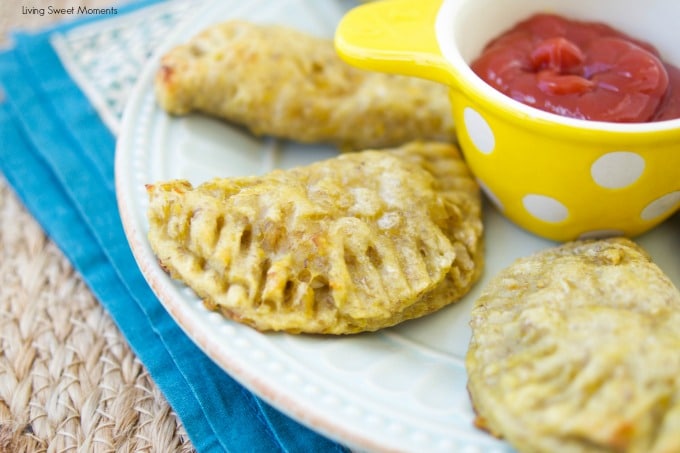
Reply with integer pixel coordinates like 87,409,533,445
334,0,453,85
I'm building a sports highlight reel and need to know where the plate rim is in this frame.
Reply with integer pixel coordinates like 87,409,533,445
113,1,507,451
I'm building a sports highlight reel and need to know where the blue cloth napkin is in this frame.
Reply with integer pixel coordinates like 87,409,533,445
0,2,348,452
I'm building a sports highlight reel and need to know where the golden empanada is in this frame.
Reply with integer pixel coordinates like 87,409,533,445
146,142,483,334
466,238,680,453
154,21,455,150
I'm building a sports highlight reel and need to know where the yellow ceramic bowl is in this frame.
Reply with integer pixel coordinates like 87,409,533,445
335,0,680,241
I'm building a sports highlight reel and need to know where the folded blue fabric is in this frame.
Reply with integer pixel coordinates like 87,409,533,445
0,2,348,452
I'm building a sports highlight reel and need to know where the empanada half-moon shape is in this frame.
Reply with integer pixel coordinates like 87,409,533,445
467,238,680,453
154,20,455,150
146,142,483,334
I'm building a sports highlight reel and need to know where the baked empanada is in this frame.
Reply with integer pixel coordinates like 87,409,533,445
154,21,455,150
466,238,680,453
146,142,483,334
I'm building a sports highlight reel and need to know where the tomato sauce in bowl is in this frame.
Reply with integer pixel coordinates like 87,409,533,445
471,13,680,122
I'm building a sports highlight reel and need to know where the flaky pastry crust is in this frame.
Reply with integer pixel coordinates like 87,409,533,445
146,142,483,334
467,238,680,453
154,21,455,150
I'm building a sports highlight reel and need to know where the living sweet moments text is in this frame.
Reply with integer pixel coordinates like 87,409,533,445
21,5,119,16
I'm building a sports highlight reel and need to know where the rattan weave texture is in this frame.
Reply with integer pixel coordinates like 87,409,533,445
0,2,195,451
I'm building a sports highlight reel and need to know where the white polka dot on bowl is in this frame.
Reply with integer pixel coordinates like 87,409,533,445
522,194,569,223
463,107,495,154
641,191,680,221
590,151,645,189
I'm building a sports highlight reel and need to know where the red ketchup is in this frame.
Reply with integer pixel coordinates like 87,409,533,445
471,14,680,122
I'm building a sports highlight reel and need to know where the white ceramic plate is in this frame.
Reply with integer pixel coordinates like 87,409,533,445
115,1,680,451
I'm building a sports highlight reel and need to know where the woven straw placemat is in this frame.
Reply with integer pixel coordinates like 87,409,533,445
0,2,195,451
